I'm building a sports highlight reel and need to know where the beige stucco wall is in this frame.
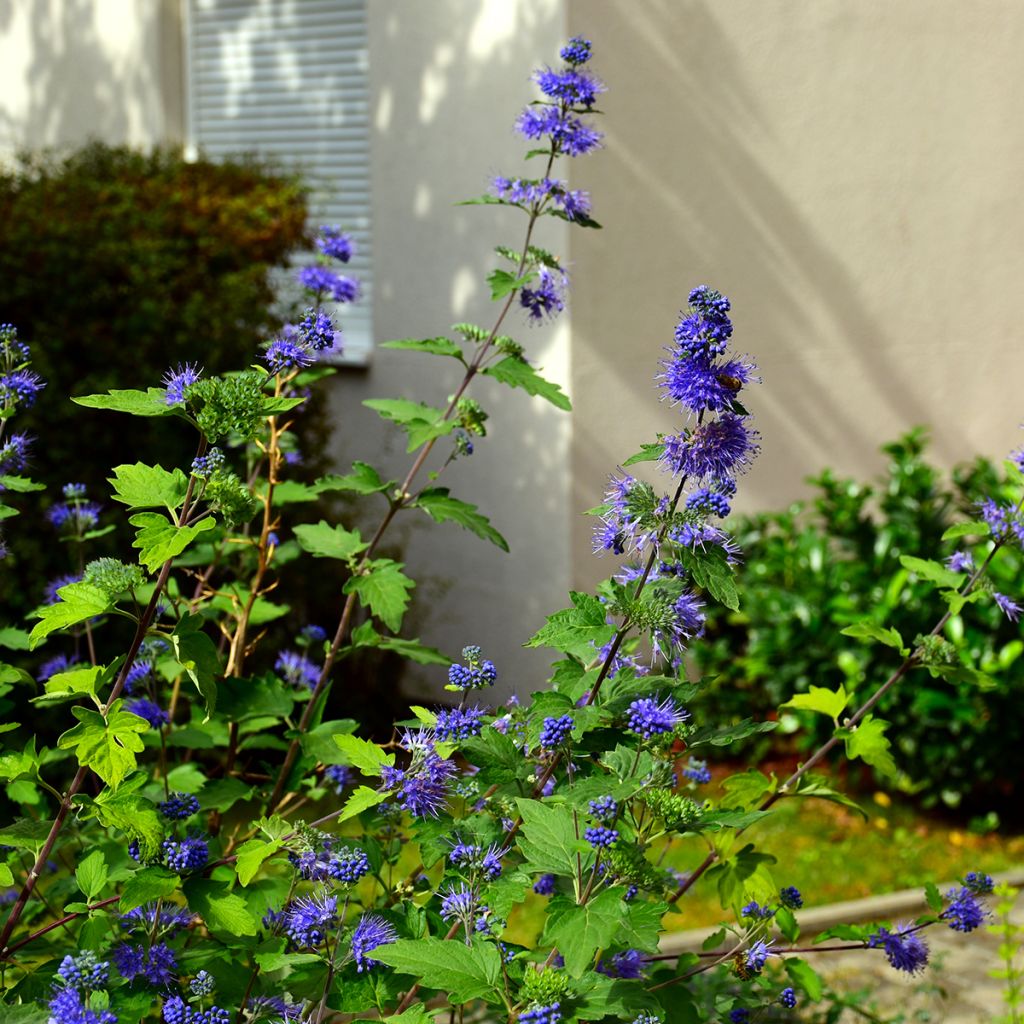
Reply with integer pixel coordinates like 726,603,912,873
332,0,573,698
567,1,1024,591
0,0,183,153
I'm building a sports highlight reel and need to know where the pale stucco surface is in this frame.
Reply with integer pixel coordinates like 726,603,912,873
567,0,1024,592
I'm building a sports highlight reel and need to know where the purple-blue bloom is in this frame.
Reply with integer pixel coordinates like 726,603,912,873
539,714,574,749
57,951,109,989
325,764,351,793
0,369,45,408
157,792,200,821
318,225,354,262
533,67,605,108
660,414,760,483
162,834,209,873
520,266,567,322
49,989,117,1024
435,706,486,741
994,592,1021,622
583,825,619,849
779,885,803,909
112,941,177,987
941,885,987,932
964,871,994,894
626,696,689,739
520,1003,561,1024
516,106,602,157
560,36,592,65
440,882,477,922
869,923,929,974
596,948,645,979
682,758,712,785
533,873,556,895
658,351,756,416
588,795,618,821
945,550,974,573
264,336,315,374
780,988,797,1008
0,431,32,474
284,889,337,948
350,913,396,971
297,265,359,304
162,363,201,406
43,574,82,605
275,650,320,690
126,698,170,729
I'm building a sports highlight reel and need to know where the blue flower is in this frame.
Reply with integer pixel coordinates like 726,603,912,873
448,840,505,880
121,903,194,937
539,714,574,749
685,487,732,519
533,67,605,108
380,748,456,817
869,923,929,974
325,764,351,793
588,796,619,822
941,886,987,932
189,971,215,997
560,36,592,65
284,889,337,948
38,652,81,682
660,414,760,483
126,698,170,729
297,266,359,304
275,650,320,690
626,696,689,739
162,363,201,405
112,941,177,987
435,706,486,741
728,1010,750,1024
162,834,209,873
0,431,32,474
0,369,45,408
994,592,1022,622
521,1004,561,1024
351,913,397,971
516,106,602,156
520,267,567,321
57,951,109,989
780,987,797,1008
49,988,117,1024
318,226,354,262
158,793,200,821
944,550,974,573
440,882,477,922
964,871,994,894
658,351,756,415
744,939,775,974
779,885,803,909
596,948,644,979
533,873,556,895
447,649,498,689
584,825,619,849
682,758,712,785
264,336,315,373
741,900,774,920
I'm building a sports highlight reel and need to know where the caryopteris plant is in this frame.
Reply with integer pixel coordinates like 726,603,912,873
0,34,1020,1024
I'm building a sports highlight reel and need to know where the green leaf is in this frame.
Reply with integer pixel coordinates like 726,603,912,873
514,798,586,876
840,621,908,655
57,700,149,788
183,878,258,935
785,957,823,1001
486,268,530,300
0,503,18,520
843,714,897,775
373,937,501,1004
899,555,964,589
380,337,465,361
75,850,108,900
541,889,625,976
0,475,45,493
483,357,571,411
314,461,392,496
621,443,665,467
0,864,12,887
780,684,851,722
255,948,323,972
942,520,989,541
33,664,105,707
90,790,163,860
235,838,282,886
73,388,177,417
0,627,31,650
0,1004,50,1023
269,480,320,505
348,623,449,666
678,544,739,611
108,463,188,511
344,559,415,632
119,867,181,912
198,778,254,813
788,773,867,818
525,591,615,660
29,582,112,648
333,734,395,776
300,719,359,765
719,770,774,809
412,488,508,551
294,520,368,561
776,905,800,942
170,614,221,719
709,843,777,911
460,729,522,784
339,785,389,822
261,395,306,414
925,881,944,912
129,512,216,572
363,398,455,453
0,817,52,851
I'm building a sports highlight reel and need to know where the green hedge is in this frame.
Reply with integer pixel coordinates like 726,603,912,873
0,142,311,618
691,430,1024,820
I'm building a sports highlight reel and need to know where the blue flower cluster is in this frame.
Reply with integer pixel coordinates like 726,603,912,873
157,792,200,821
162,996,230,1024
162,362,202,406
625,696,688,739
588,795,618,821
448,840,505,880
869,923,929,974
379,731,457,817
539,714,574,750
288,840,370,884
112,941,177,987
351,913,397,972
161,834,209,873
283,889,337,948
275,649,320,690
448,645,498,689
264,307,339,374
49,950,117,1024
435,705,486,741
47,483,101,534
583,825,619,849
520,1003,562,1024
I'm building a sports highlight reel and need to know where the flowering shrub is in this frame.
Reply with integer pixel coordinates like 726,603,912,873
0,34,1020,1024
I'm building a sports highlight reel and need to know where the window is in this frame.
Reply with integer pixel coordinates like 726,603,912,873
185,0,373,364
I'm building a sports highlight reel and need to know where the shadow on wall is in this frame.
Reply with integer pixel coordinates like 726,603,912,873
0,0,171,153
569,0,1022,591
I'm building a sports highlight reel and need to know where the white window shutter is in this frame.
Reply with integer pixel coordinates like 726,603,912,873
185,0,373,365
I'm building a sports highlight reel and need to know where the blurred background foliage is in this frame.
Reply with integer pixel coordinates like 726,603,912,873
691,429,1024,822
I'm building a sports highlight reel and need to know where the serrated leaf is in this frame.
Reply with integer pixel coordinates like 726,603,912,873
300,719,359,765
373,937,501,1004
776,906,800,942
261,395,306,414
169,615,220,719
197,778,253,813
344,559,414,632
925,881,944,912
129,512,216,572
75,850,108,900
339,785,389,821
621,443,665,467
235,838,282,886
483,357,571,411
108,463,188,511
486,268,530,300
0,475,46,493
333,734,395,776
412,488,508,551
719,770,774,809
255,949,322,971
269,480,320,505
348,623,449,666
514,799,587,877
678,544,739,611
0,817,51,851
542,889,626,976
780,684,851,722
789,773,867,818
0,503,18,520
118,867,181,912
899,555,964,589
942,521,989,541
73,388,177,417
0,864,12,887
841,621,908,655
314,461,391,496
525,591,615,660
843,714,897,775
90,789,163,860
34,664,105,706
380,337,465,360
0,627,30,650
183,878,258,935
29,582,112,648
57,700,149,788
294,520,368,561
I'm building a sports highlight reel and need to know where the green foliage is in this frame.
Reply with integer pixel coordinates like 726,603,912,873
692,430,1024,814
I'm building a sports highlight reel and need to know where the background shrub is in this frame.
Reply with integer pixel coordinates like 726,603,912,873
0,141,312,618
691,430,1024,819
